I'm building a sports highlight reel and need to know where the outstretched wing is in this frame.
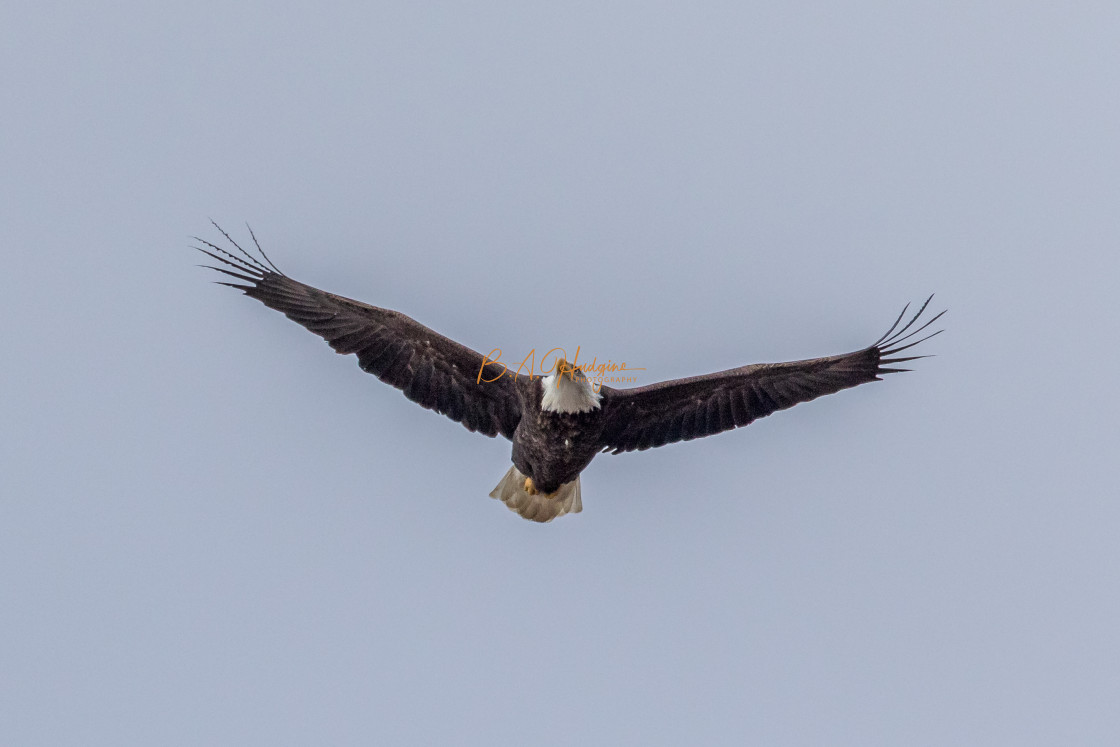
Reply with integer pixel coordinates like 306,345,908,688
196,224,523,440
596,298,944,454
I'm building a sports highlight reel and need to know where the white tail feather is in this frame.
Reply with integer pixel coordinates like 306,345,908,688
489,466,583,523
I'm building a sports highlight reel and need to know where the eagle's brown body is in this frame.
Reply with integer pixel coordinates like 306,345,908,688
512,376,605,495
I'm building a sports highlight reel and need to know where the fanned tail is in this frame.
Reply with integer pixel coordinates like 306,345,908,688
489,466,583,523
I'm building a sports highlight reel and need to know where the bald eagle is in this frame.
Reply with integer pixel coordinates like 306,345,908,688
198,225,944,523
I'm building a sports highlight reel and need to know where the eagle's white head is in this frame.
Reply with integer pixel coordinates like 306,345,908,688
541,358,602,414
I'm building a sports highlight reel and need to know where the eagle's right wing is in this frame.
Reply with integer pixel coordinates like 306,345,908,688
197,225,524,440
596,298,944,454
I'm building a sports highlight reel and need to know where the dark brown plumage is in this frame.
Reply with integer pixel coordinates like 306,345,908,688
197,224,943,522
198,224,526,440
596,307,938,454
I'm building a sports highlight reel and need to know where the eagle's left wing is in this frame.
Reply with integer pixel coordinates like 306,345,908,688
596,298,944,454
196,225,525,440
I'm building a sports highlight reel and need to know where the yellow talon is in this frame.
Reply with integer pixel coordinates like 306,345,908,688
523,476,561,499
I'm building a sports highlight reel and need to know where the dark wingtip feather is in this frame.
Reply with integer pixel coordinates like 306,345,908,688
872,301,911,347
206,220,280,275
874,295,946,373
879,354,931,365
197,264,259,283
195,222,285,289
245,222,285,276
883,328,944,357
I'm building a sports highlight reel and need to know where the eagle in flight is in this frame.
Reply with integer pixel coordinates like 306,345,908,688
198,225,943,523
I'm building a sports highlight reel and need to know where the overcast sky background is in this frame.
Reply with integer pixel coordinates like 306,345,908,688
3,2,1119,745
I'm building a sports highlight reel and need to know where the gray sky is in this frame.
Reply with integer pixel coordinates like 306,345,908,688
3,1,1119,744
